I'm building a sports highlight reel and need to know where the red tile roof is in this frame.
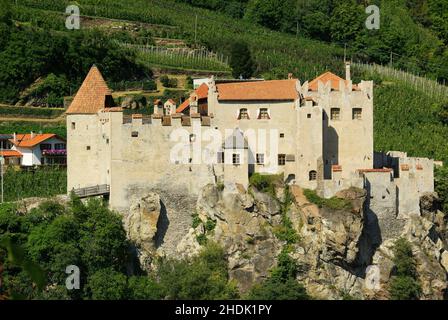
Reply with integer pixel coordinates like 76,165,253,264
217,79,298,101
176,83,209,113
166,99,176,105
66,65,113,114
309,72,352,91
0,150,22,157
176,99,190,113
195,83,209,100
9,134,64,148
358,169,393,173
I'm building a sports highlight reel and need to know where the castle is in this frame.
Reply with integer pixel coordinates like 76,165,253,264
66,64,435,218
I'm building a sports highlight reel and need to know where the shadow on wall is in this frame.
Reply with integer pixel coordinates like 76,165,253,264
155,200,169,248
323,111,339,179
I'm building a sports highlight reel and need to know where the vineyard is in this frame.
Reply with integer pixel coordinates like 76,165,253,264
122,43,231,73
0,105,65,119
1,167,67,202
0,121,67,138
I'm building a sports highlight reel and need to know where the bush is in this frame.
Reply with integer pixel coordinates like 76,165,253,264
159,75,178,88
303,189,352,210
389,238,421,300
249,173,282,195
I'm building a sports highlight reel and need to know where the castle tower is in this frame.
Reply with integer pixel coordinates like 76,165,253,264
66,65,114,192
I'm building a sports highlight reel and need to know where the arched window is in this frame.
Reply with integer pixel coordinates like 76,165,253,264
309,170,317,181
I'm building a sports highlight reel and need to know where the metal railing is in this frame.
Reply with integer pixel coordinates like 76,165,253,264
72,184,110,198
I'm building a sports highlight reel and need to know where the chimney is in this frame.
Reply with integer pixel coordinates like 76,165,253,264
345,62,351,82
288,73,293,80
31,131,35,139
13,132,16,142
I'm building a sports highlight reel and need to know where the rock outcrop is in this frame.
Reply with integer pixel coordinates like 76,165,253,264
125,184,448,299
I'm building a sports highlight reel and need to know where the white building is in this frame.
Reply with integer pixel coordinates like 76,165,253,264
8,133,67,166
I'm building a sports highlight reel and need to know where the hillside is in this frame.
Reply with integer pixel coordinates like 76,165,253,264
1,0,448,164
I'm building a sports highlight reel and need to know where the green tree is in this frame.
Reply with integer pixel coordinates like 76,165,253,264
229,41,255,79
158,242,238,300
87,268,128,300
248,246,309,300
389,238,421,300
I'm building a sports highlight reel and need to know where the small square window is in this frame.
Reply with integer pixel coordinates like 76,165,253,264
331,108,340,120
352,108,362,120
307,114,311,119
132,131,139,137
86,146,91,151
280,133,285,138
232,153,240,165
256,153,264,165
71,122,76,130
278,154,286,166
106,139,109,144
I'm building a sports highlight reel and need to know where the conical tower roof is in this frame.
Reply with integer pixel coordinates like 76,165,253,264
66,65,112,114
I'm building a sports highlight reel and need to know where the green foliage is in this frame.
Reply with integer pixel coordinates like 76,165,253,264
249,173,281,195
3,167,66,203
303,189,352,210
389,238,421,300
435,166,448,213
248,246,308,300
204,218,216,233
24,74,69,107
87,268,128,300
274,187,299,244
159,75,178,88
127,276,164,300
196,233,207,245
158,242,238,300
0,121,66,138
0,106,65,118
191,213,202,229
229,41,254,79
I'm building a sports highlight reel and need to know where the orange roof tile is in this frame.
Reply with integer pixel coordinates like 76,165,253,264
154,99,162,105
176,99,190,113
9,134,65,148
309,72,352,91
176,83,209,113
0,150,22,157
66,65,113,114
196,83,209,100
217,79,298,101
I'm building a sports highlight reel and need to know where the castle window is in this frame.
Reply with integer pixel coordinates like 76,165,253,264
131,131,139,137
86,146,91,151
280,133,285,138
309,170,317,181
217,152,224,164
256,153,264,165
331,108,340,120
238,108,249,120
190,134,196,142
352,108,362,120
258,108,270,120
71,122,76,130
278,154,286,166
307,114,311,119
232,153,240,165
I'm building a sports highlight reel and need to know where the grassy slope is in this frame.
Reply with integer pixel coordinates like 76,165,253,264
14,0,448,163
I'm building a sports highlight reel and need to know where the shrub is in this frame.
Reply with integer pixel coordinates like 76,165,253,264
196,233,208,245
191,213,202,229
389,238,421,300
205,218,216,233
159,75,178,88
249,173,282,195
303,189,352,210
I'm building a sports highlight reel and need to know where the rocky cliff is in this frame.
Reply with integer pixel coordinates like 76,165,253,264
125,183,448,300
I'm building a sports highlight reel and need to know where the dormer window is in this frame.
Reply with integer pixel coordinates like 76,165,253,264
258,108,270,120
238,108,249,120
